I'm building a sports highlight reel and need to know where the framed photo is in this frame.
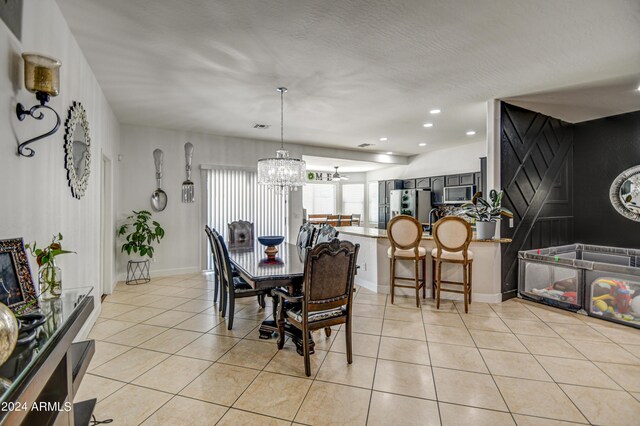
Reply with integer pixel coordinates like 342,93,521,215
0,238,38,313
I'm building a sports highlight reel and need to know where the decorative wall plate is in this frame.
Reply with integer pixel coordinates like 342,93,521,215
610,165,640,222
64,101,91,199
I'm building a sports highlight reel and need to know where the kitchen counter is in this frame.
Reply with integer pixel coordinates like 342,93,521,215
335,226,505,302
336,226,512,243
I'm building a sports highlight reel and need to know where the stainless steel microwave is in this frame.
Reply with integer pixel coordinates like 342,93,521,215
443,185,476,204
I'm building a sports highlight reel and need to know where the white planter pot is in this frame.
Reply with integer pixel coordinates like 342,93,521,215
476,221,496,240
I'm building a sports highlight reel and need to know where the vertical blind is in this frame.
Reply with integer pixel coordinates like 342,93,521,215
205,168,287,269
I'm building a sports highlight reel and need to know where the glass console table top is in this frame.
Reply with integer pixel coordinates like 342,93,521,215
0,286,93,402
229,243,305,281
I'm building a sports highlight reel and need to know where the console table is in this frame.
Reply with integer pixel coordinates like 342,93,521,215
0,287,95,426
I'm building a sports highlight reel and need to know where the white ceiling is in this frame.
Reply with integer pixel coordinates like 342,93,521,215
303,155,388,173
56,0,640,155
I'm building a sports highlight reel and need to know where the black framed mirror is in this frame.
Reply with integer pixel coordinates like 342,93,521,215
64,101,91,199
610,165,640,222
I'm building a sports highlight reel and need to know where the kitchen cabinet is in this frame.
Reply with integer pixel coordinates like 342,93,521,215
384,180,403,204
416,177,430,189
378,181,386,204
378,206,388,229
474,172,482,196
402,179,416,189
459,173,475,185
431,176,444,205
445,175,460,186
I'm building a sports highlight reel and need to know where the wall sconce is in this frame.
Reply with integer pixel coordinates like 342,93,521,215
15,53,62,157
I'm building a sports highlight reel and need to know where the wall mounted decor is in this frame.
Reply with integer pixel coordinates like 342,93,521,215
151,149,167,212
610,165,640,222
182,142,195,203
15,53,61,157
64,101,91,199
0,238,38,314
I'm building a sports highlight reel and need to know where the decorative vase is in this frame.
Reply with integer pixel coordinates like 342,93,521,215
0,302,18,366
38,261,62,299
476,221,496,240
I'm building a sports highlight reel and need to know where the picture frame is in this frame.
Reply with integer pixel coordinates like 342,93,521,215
0,238,38,313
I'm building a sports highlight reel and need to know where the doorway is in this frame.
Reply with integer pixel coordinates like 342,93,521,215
100,154,113,295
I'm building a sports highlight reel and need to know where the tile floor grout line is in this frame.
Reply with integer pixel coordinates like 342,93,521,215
363,290,387,425
418,290,443,426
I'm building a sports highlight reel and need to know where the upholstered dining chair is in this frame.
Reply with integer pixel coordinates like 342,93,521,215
296,222,316,249
228,220,254,248
211,229,268,329
313,224,339,245
387,214,427,307
431,216,473,313
273,239,360,377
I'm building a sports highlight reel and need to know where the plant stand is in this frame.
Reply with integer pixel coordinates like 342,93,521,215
126,259,150,285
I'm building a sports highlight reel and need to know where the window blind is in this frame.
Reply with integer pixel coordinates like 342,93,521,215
341,183,365,217
205,168,287,269
303,183,336,215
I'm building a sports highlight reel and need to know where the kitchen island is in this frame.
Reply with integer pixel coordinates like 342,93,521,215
337,226,511,303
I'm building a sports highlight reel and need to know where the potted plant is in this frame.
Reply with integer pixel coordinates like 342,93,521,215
117,210,165,284
459,190,513,240
25,233,75,299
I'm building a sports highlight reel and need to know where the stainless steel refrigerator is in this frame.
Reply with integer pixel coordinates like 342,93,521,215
390,189,432,223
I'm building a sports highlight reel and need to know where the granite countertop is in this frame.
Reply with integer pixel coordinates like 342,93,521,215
336,226,512,243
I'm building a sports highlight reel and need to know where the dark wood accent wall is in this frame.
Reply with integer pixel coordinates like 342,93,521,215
500,103,575,299
573,110,640,248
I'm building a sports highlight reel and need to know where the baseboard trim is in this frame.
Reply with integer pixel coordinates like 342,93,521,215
117,266,201,282
375,285,502,303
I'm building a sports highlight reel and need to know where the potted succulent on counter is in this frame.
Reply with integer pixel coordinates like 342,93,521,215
459,190,513,240
118,210,165,284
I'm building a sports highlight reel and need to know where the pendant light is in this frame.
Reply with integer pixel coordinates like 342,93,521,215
257,87,306,191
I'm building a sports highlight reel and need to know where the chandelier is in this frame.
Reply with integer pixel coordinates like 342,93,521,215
257,87,306,191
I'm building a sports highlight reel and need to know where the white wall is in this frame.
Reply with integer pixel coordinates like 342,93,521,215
0,1,120,335
366,141,486,182
117,125,380,278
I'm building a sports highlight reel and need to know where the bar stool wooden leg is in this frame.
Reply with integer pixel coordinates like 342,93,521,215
431,258,436,300
422,257,427,299
463,263,469,313
436,259,442,309
468,261,473,304
390,257,395,304
414,259,420,308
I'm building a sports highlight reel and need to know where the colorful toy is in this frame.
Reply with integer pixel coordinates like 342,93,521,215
630,296,640,315
596,279,632,314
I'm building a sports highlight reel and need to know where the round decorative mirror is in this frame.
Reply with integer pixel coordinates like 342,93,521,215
610,165,640,222
64,102,91,199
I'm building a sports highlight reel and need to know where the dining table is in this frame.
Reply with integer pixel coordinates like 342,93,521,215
228,242,315,355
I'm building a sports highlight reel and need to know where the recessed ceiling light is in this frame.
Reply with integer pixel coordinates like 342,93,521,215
379,137,388,141
466,130,476,136
429,109,441,114
423,123,433,128
637,85,640,91
419,143,427,147
386,151,393,155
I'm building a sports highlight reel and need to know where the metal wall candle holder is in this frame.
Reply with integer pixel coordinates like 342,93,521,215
15,53,62,157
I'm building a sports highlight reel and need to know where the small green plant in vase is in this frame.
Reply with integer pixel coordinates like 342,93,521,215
118,210,165,284
26,233,75,299
459,190,513,240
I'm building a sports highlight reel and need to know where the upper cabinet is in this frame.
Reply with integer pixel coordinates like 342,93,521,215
402,179,416,189
445,175,460,186
416,177,430,189
431,176,445,205
445,173,474,187
459,173,474,185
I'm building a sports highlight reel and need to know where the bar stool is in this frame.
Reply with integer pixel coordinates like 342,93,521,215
431,217,473,313
387,215,427,307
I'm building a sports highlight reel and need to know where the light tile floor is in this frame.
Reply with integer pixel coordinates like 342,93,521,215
78,273,640,425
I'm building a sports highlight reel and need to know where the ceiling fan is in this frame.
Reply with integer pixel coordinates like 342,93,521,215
331,166,349,181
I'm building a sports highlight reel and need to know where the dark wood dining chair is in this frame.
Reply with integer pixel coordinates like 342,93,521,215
204,225,223,308
228,220,254,248
211,229,268,329
351,214,361,226
326,215,340,227
313,224,339,245
338,215,352,226
274,239,360,376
